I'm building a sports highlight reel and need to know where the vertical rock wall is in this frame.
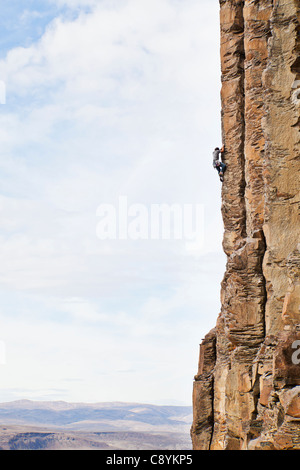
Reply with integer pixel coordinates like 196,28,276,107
191,0,300,450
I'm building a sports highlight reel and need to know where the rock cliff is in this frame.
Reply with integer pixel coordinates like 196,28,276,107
191,0,300,450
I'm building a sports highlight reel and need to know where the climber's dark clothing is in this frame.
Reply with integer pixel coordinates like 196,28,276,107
212,147,226,181
215,161,226,174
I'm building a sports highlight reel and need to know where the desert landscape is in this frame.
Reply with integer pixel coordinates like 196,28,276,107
0,400,192,450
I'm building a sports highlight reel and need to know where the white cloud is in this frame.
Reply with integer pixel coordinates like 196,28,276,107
0,270,220,404
49,0,98,8
0,0,224,404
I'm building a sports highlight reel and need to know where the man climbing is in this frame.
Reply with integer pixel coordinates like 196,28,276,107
213,146,226,182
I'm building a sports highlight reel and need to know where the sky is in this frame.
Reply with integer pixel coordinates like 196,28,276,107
0,0,225,406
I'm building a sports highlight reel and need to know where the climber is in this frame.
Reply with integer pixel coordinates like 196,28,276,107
215,161,227,182
213,146,226,182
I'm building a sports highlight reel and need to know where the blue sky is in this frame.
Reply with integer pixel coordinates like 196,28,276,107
0,0,225,405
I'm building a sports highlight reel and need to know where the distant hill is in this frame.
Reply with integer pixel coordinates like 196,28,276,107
0,400,192,450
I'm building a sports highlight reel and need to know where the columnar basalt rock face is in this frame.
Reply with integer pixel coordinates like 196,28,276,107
191,0,300,450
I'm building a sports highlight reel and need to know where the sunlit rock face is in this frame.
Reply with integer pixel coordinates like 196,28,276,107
191,0,300,450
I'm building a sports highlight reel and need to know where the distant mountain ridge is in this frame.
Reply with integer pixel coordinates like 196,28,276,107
0,400,192,432
0,400,192,450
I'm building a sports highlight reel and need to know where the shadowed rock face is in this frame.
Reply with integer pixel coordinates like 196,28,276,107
191,0,300,450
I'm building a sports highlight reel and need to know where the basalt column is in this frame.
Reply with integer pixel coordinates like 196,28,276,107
191,0,300,450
